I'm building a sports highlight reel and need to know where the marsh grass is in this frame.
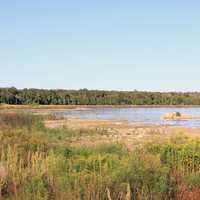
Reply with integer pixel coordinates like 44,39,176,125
0,112,43,130
0,113,200,199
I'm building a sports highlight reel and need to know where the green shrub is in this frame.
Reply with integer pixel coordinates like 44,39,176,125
176,112,181,117
185,174,200,188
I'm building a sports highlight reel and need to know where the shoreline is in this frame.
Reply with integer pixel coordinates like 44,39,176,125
1,104,200,110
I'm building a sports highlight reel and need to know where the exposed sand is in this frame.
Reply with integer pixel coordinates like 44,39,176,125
162,112,198,120
44,118,200,148
1,104,200,110
0,104,91,112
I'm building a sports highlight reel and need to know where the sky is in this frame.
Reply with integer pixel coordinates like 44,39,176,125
0,0,200,91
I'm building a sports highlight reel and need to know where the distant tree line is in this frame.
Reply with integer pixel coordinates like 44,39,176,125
1,87,200,105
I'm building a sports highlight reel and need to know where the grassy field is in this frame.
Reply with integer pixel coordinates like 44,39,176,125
0,112,200,199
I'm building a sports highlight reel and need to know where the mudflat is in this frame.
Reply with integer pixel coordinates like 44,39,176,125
44,117,200,148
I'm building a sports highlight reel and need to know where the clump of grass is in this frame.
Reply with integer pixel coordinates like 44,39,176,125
176,112,181,117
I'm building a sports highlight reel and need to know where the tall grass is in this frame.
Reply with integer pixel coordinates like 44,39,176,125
0,113,200,199
0,112,43,129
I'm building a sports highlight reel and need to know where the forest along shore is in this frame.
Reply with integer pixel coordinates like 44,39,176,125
1,87,200,105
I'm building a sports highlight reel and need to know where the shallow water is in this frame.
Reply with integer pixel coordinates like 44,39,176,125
54,107,200,128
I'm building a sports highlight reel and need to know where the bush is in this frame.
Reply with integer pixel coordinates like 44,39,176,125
176,112,181,117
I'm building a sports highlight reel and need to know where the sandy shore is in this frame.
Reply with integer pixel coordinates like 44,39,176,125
1,104,200,110
44,118,200,148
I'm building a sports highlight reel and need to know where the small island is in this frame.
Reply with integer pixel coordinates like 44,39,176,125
162,112,197,120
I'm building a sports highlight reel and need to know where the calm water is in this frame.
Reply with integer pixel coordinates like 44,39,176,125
54,107,200,128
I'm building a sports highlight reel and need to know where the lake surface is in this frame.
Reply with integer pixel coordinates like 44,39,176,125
54,107,200,128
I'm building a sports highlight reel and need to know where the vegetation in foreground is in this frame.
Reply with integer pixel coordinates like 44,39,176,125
0,113,200,199
1,87,200,105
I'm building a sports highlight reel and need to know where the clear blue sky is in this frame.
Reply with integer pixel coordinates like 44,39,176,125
1,0,200,91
